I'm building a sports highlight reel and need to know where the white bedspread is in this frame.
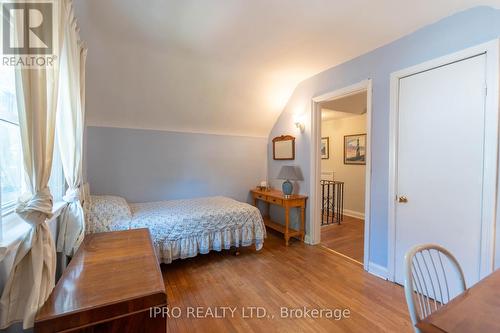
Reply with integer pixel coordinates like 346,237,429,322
86,196,266,263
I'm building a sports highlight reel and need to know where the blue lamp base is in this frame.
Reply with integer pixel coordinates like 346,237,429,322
282,180,293,197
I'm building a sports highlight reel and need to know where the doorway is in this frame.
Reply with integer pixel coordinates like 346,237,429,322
319,91,368,264
310,80,372,270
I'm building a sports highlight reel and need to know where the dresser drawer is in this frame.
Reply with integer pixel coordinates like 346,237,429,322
267,197,283,205
255,193,267,200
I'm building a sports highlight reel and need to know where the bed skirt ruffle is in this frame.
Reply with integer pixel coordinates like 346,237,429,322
154,224,265,264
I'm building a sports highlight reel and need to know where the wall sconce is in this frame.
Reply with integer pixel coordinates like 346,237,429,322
293,113,305,133
295,121,305,133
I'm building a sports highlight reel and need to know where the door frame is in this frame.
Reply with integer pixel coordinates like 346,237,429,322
387,39,500,282
310,79,372,271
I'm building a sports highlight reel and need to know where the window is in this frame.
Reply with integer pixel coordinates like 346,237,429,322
0,66,65,219
0,66,23,216
49,131,65,203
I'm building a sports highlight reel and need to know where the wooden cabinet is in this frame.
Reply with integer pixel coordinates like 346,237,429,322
251,189,307,246
35,229,167,333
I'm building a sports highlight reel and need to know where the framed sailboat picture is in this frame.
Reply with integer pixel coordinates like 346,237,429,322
344,134,366,165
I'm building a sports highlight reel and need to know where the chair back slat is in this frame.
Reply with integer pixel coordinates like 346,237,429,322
427,250,445,306
436,251,451,303
414,255,432,314
404,244,467,333
411,269,427,317
420,252,439,311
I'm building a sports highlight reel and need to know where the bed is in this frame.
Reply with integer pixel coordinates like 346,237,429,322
84,195,266,264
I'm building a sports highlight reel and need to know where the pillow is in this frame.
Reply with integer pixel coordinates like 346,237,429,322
85,195,132,234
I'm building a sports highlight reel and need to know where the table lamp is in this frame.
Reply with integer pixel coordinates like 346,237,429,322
277,166,301,198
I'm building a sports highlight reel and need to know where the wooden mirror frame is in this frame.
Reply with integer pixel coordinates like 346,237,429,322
272,135,295,160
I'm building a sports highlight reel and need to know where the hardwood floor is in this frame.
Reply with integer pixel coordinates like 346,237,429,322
162,230,412,333
321,215,364,264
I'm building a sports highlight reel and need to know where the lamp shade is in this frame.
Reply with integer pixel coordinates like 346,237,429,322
277,166,302,180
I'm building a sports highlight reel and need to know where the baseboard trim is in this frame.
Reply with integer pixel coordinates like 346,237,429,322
304,234,314,245
343,209,365,220
367,261,388,280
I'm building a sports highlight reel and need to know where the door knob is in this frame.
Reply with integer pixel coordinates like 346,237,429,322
398,196,408,203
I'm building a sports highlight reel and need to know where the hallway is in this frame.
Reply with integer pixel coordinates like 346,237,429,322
320,216,364,264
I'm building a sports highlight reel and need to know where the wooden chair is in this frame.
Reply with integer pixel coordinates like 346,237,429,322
404,244,467,333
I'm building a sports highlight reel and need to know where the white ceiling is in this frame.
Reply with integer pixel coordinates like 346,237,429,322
74,1,500,137
321,91,367,121
322,91,367,121
322,110,361,121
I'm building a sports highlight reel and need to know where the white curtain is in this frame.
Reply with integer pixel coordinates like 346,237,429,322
56,5,87,257
0,1,71,329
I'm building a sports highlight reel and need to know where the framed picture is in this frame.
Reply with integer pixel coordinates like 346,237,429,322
344,134,366,165
321,137,329,159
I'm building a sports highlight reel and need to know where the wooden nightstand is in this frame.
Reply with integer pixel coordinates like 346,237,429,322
251,188,307,246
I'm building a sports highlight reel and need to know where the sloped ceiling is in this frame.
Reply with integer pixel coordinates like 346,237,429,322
74,0,500,137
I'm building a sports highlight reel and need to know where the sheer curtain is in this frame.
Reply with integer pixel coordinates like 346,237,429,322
0,1,75,329
56,5,87,257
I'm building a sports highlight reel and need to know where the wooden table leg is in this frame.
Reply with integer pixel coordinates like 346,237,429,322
285,206,290,246
300,206,305,241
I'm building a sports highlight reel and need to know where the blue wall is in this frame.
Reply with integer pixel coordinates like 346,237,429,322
87,126,267,203
268,6,500,268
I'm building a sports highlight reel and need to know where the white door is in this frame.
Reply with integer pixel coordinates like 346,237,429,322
394,54,487,295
